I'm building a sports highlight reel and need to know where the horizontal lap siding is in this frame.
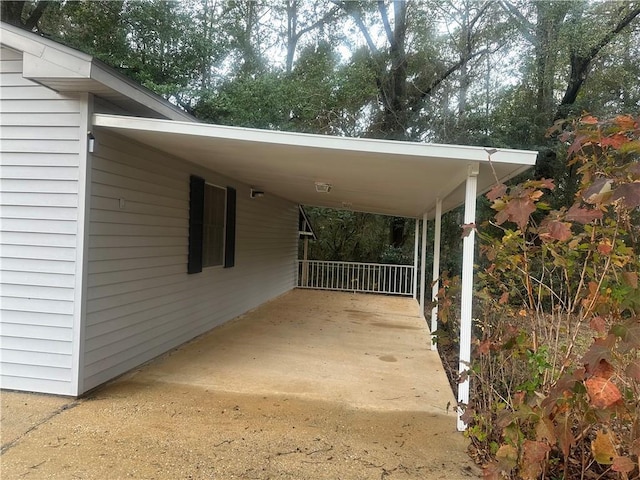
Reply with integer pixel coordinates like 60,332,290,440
0,46,81,395
83,131,298,391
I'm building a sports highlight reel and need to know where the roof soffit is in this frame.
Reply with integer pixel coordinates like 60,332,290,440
92,114,537,219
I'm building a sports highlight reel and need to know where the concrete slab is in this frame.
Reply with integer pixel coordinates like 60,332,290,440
137,289,454,413
1,290,478,479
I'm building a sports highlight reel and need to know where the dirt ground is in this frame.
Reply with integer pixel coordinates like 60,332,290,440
1,290,480,479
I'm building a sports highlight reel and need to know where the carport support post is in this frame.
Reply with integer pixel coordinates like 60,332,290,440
419,212,428,318
413,219,420,299
302,237,309,286
458,163,479,432
430,199,442,351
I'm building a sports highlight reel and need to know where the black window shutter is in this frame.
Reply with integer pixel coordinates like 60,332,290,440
224,187,236,268
188,175,205,274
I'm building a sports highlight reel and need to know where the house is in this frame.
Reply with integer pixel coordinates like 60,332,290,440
0,22,537,430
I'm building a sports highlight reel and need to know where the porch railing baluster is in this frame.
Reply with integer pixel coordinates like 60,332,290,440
296,260,414,296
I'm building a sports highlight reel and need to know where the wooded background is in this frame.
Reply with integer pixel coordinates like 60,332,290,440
5,0,639,269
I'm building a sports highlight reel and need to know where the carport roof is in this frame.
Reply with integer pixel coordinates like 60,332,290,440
93,113,537,219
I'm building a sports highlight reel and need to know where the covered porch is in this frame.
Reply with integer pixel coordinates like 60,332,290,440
92,113,537,430
1,289,478,479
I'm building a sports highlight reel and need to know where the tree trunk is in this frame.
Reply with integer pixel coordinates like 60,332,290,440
378,0,409,141
533,2,570,141
1,1,52,31
555,4,640,120
286,0,297,74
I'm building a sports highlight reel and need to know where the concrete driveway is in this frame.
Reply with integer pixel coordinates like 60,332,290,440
1,289,479,479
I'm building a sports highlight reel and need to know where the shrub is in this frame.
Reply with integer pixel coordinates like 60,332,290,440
463,115,640,479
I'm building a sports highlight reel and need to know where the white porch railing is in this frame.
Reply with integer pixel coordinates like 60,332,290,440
297,260,415,296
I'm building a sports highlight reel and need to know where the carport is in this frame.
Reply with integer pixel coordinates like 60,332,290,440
2,289,480,479
92,113,537,429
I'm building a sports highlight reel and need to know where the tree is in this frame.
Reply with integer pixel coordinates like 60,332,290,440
499,0,640,143
334,0,501,247
283,0,342,74
1,1,51,31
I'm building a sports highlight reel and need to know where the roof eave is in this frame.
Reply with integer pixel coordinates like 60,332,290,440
0,21,194,122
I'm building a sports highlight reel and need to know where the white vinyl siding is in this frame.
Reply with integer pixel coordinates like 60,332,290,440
0,46,84,395
83,130,298,391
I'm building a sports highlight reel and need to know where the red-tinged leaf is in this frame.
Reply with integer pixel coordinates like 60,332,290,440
601,133,629,149
582,335,615,374
585,377,622,409
553,413,575,459
540,220,572,242
461,223,476,238
622,271,638,289
520,440,551,480
583,281,601,309
591,429,617,465
477,339,491,355
597,241,612,255
613,114,636,130
503,197,537,229
591,359,615,379
546,120,566,137
582,115,599,125
583,178,613,205
513,391,525,406
523,440,551,463
496,409,515,429
530,189,544,200
482,462,502,480
590,316,607,334
612,456,636,473
568,136,586,156
565,204,603,224
499,291,509,304
625,360,640,381
486,183,507,202
459,405,475,425
535,417,556,444
611,182,640,208
538,178,555,190
611,320,640,352
495,208,510,226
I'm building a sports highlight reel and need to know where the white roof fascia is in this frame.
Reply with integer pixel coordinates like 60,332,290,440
93,114,536,166
90,61,194,122
1,22,93,73
21,49,92,79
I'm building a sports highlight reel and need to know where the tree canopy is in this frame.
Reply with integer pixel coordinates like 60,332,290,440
6,0,639,263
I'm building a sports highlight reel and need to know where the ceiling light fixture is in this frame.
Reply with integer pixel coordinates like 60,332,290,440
315,182,332,193
250,188,265,199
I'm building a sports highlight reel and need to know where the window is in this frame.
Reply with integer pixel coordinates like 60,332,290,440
203,183,226,267
188,175,236,274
